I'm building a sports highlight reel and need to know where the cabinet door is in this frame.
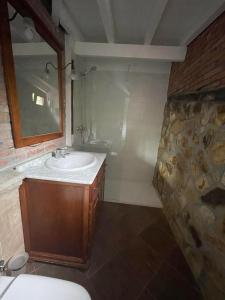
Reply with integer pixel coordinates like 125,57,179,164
20,179,84,259
89,164,105,240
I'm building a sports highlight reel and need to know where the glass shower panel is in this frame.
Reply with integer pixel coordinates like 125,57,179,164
73,69,169,206
85,72,129,152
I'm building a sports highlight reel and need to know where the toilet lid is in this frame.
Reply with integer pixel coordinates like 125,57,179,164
0,277,14,295
1,274,91,300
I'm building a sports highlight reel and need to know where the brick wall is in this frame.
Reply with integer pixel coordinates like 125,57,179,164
168,11,225,96
0,0,66,263
0,0,65,170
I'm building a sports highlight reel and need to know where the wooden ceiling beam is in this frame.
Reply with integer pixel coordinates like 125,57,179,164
74,42,187,62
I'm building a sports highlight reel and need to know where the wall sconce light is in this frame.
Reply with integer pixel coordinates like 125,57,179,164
9,9,36,41
45,61,75,80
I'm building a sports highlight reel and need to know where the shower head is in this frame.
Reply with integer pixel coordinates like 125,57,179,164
73,66,97,80
89,66,97,72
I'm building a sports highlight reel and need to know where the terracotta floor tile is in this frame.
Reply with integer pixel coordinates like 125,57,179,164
138,262,203,300
166,246,198,287
19,202,201,300
91,250,147,300
140,225,176,259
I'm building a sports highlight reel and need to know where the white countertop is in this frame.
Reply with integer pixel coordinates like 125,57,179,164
16,152,106,185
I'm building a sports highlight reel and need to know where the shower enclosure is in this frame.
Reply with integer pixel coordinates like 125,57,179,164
72,63,169,207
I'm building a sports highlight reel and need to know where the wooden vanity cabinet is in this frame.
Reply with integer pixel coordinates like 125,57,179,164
19,161,105,268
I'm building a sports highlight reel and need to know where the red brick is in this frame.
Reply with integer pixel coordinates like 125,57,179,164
0,139,14,149
0,111,10,123
0,104,9,113
168,10,225,95
0,148,14,157
26,146,45,157
0,129,12,140
0,159,9,168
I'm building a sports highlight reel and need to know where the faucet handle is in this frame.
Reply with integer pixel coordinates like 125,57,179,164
56,147,67,151
52,147,70,158
0,259,5,272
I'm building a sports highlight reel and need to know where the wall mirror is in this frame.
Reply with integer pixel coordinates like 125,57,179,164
0,0,65,148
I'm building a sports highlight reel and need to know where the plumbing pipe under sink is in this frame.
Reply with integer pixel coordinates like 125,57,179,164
0,274,91,300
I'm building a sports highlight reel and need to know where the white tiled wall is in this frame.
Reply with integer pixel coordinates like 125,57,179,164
73,62,170,207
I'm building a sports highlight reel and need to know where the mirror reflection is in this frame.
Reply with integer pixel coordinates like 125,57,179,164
8,4,60,137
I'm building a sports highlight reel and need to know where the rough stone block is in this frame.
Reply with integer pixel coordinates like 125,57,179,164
201,187,225,207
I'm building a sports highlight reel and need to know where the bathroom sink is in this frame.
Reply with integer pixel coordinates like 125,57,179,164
45,152,96,171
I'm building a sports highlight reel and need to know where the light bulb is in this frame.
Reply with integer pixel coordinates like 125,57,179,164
24,27,34,41
23,17,35,41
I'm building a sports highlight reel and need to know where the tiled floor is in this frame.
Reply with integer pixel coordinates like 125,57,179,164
14,202,203,300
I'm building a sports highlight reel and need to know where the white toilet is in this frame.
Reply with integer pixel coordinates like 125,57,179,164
0,274,91,300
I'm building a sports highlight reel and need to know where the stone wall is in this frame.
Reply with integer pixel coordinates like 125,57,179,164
153,88,225,299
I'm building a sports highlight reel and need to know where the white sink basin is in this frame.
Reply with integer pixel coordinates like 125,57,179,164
45,152,96,171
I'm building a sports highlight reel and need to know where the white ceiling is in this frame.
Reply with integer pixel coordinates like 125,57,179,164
152,0,225,45
63,0,107,43
63,0,225,46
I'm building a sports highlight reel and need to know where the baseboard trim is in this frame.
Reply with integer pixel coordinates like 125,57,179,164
104,197,162,208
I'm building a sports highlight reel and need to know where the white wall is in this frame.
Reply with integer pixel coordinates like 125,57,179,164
65,34,73,146
73,59,170,207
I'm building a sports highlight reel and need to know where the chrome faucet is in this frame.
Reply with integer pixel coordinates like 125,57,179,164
52,147,70,159
0,259,5,273
76,125,86,144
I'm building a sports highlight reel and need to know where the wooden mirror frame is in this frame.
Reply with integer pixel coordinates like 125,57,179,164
0,0,65,148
